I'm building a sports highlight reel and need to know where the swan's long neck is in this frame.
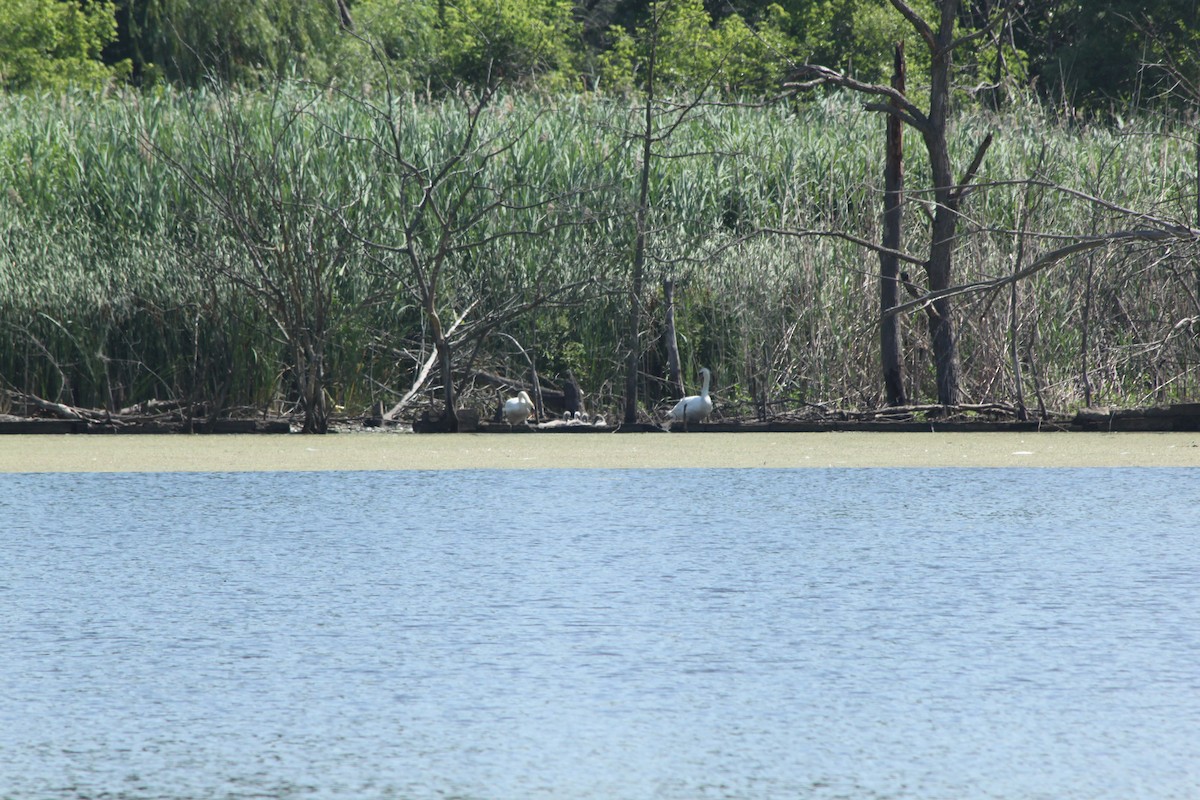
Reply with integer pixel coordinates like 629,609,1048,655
699,369,711,398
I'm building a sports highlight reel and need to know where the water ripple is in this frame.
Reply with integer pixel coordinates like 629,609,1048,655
1,468,1198,800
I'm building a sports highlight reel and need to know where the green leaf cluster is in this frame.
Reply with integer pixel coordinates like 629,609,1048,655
785,0,939,83
124,0,581,91
132,0,348,86
599,0,797,96
432,0,580,89
0,0,128,91
3,1,1200,115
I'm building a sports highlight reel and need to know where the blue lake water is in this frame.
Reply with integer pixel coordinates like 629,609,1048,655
2,468,1198,800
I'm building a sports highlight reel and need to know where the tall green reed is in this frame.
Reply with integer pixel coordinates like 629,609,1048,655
1,87,1195,420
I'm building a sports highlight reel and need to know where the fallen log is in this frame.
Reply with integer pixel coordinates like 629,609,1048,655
12,390,91,421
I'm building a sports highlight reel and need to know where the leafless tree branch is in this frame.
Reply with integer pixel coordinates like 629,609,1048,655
883,227,1198,319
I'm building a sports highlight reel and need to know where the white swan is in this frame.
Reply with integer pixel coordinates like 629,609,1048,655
667,367,713,428
592,414,606,427
503,391,535,426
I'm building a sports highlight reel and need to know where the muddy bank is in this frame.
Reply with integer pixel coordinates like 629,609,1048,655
2,430,1198,472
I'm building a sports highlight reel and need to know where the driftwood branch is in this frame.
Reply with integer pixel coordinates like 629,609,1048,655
845,401,1026,419
384,302,476,419
14,391,87,420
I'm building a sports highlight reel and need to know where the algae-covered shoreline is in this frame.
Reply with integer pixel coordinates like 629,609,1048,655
2,431,1198,473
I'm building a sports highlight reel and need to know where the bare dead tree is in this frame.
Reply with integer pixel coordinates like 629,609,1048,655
370,83,500,432
875,45,1199,332
143,84,369,433
880,42,907,406
624,40,655,424
333,37,601,430
788,0,1000,406
1135,13,1200,316
616,1,739,423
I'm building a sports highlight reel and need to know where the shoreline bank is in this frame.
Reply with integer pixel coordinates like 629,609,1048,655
2,430,1198,472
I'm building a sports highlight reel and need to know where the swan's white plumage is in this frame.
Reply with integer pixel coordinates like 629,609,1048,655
667,367,713,427
503,391,535,425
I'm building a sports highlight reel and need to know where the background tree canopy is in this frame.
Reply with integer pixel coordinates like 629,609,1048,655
0,0,129,91
2,0,1197,112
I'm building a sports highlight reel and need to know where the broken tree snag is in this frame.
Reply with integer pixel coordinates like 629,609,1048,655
880,40,908,407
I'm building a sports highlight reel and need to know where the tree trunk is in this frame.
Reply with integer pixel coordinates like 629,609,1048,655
1081,256,1094,406
623,233,645,424
880,42,908,406
924,134,962,405
663,277,684,398
293,331,329,434
624,27,657,425
428,306,458,432
920,1,962,406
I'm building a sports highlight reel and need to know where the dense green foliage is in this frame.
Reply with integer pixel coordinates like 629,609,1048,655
1005,0,1200,111
2,1,1197,426
2,1,1198,111
0,0,129,91
2,87,1196,421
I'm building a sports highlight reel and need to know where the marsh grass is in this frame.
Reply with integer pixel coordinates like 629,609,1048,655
1,88,1196,422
